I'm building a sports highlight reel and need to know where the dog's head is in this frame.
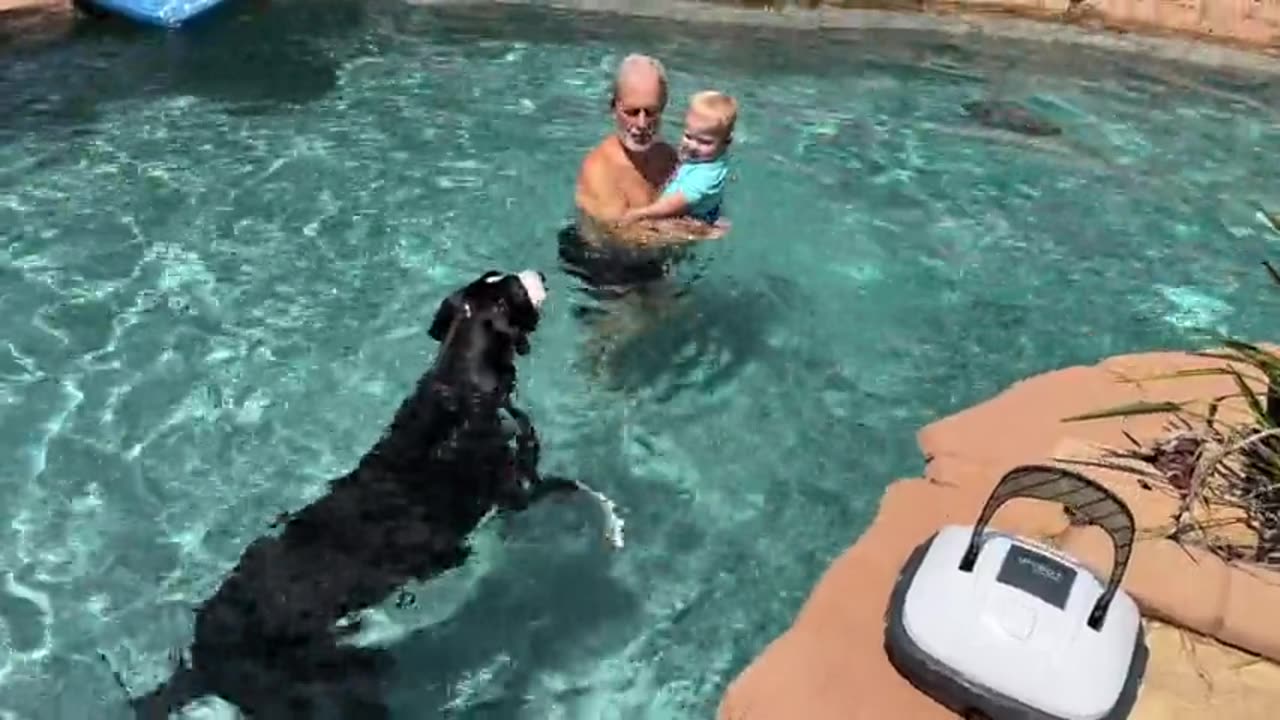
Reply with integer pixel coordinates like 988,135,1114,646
428,270,548,374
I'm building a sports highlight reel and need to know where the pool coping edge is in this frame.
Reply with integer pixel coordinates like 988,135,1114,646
413,0,1280,75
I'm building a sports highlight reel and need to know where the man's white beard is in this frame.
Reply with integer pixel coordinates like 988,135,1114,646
619,129,655,153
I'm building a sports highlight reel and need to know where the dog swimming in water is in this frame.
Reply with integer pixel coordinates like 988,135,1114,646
121,269,623,719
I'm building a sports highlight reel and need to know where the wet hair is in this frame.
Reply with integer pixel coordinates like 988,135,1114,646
609,53,669,110
689,90,739,138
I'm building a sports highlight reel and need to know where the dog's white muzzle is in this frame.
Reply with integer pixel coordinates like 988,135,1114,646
516,270,547,310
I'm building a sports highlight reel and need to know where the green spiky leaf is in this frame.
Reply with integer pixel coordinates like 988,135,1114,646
1062,400,1187,423
1206,395,1223,431
1136,366,1268,384
1226,366,1269,426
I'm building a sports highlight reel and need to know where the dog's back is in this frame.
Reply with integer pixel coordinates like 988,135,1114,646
132,472,492,718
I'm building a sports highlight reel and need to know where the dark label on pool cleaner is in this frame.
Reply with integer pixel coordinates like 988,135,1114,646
995,544,1077,610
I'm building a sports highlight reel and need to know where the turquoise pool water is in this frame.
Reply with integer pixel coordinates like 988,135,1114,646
3,1,1280,717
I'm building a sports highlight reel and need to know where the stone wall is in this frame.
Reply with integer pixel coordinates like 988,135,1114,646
543,0,1280,54
931,0,1280,49
716,0,1280,51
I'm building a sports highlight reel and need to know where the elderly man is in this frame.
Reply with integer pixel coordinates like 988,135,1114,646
562,54,724,379
573,54,722,247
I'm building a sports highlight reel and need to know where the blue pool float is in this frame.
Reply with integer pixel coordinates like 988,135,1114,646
77,0,230,27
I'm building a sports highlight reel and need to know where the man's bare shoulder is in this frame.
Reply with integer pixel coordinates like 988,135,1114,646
576,137,625,220
578,136,622,177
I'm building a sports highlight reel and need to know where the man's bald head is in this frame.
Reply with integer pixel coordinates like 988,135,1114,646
610,53,668,110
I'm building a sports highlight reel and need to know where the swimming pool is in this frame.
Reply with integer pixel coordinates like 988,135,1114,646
2,0,1279,716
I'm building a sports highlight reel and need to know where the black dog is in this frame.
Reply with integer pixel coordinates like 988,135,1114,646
124,269,583,719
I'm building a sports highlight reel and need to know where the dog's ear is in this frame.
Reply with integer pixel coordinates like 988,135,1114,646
486,274,539,355
499,274,541,333
485,313,532,355
428,291,467,343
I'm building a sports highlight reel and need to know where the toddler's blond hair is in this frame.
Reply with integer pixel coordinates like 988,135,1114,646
690,90,738,138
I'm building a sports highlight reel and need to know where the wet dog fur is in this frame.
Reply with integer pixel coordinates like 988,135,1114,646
123,270,582,719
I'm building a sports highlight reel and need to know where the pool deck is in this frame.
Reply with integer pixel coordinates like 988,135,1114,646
0,0,62,10
721,349,1280,720
5,0,1279,71
0,0,75,47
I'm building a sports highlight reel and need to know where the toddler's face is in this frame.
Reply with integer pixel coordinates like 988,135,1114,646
678,109,729,162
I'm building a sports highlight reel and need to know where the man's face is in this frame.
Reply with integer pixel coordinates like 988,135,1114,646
613,75,664,153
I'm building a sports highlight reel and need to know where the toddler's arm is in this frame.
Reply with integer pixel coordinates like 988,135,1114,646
620,192,691,223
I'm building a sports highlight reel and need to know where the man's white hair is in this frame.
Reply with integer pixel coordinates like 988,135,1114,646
611,53,668,107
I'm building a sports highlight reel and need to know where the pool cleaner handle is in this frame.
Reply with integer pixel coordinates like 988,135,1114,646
957,464,1137,631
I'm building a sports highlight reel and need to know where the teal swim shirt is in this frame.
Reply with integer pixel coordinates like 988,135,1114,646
662,155,729,224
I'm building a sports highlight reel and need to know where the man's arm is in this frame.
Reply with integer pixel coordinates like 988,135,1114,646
574,150,667,245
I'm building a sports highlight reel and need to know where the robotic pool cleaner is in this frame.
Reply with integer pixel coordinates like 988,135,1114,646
884,464,1149,720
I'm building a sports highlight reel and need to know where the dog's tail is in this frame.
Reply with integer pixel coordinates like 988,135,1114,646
101,650,208,720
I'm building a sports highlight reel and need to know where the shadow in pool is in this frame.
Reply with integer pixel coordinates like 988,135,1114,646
0,0,368,139
591,275,797,403
556,222,773,402
385,521,642,718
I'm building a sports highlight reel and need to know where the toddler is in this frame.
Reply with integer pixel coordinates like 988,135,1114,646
622,90,737,226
